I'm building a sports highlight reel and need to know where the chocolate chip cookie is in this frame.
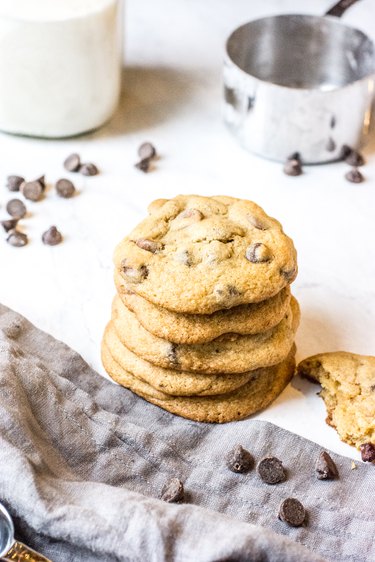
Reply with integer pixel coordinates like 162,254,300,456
297,352,375,451
113,195,297,314
103,322,255,396
115,270,291,344
111,295,300,374
101,345,296,423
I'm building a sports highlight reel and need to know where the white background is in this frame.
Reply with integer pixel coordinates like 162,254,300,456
1,0,374,460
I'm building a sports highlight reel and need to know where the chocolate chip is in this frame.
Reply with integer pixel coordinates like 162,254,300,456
167,343,178,365
340,145,352,159
345,168,364,184
330,116,336,129
7,230,28,247
226,445,254,473
247,214,269,230
21,180,43,202
135,238,163,253
360,443,375,463
55,178,76,198
345,149,365,167
135,158,151,173
315,451,339,480
64,153,81,172
245,243,272,263
35,175,46,191
228,285,240,296
278,498,306,527
161,478,184,503
258,457,286,484
121,261,149,283
280,267,297,282
283,158,303,176
6,199,27,219
80,163,99,176
6,175,25,192
138,142,156,160
1,218,19,233
326,137,336,152
42,226,63,246
287,152,301,162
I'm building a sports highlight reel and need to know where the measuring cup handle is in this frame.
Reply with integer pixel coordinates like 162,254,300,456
325,0,361,17
1,540,52,561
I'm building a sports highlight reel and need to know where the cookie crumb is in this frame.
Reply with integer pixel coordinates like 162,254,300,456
350,461,357,470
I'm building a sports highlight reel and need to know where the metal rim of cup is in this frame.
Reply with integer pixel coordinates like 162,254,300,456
225,14,375,92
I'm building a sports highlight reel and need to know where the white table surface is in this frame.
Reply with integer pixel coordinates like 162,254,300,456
1,0,374,461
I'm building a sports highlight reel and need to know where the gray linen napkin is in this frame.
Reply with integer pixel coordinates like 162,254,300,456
0,304,373,562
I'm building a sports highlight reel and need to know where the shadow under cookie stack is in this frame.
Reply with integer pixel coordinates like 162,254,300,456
102,195,300,423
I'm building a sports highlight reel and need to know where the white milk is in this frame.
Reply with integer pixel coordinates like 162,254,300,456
0,0,122,137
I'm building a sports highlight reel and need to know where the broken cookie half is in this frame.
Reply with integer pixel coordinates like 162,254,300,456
297,352,375,462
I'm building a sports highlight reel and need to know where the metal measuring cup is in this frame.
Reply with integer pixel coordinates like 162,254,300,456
223,0,375,163
0,502,51,561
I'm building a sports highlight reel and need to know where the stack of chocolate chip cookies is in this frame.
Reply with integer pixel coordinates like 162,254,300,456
102,195,300,422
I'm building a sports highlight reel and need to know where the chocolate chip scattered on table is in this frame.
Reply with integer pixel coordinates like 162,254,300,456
315,451,339,480
138,142,157,160
80,162,99,176
21,179,44,202
135,141,157,173
64,153,81,172
6,230,28,247
283,153,303,176
257,457,286,484
344,148,365,167
278,498,306,527
6,198,27,219
42,226,63,246
63,152,99,175
226,445,254,473
345,168,364,184
1,218,19,233
55,178,76,198
6,175,25,192
161,478,185,503
135,159,152,173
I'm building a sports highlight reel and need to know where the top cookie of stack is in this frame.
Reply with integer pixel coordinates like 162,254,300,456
114,195,297,315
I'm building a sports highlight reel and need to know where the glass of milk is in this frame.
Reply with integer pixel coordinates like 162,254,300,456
0,0,123,138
